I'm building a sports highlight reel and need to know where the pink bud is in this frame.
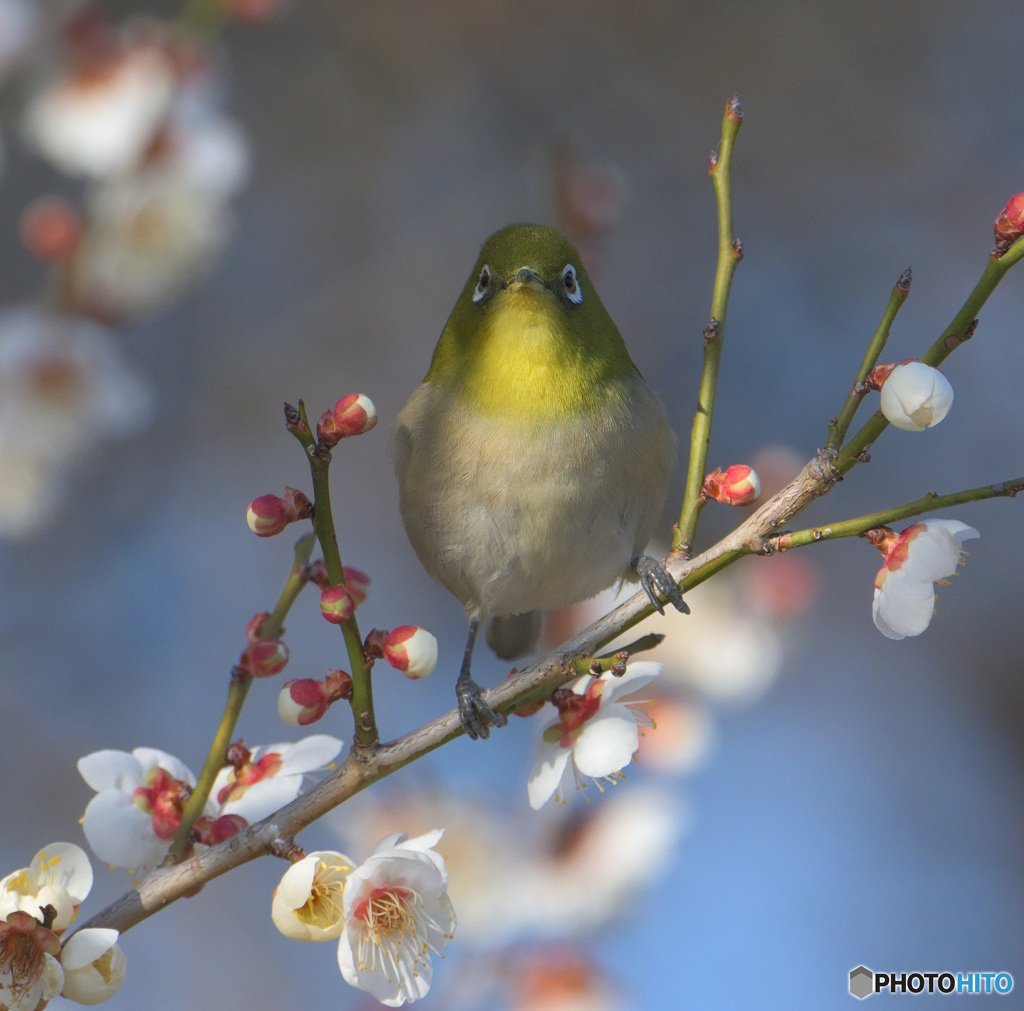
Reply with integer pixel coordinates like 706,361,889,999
247,495,290,537
246,611,271,643
343,566,370,607
278,678,330,726
20,197,83,261
994,192,1024,245
316,409,342,448
332,394,378,437
383,625,438,679
320,584,355,625
247,489,311,536
703,464,761,506
240,638,290,678
192,813,248,846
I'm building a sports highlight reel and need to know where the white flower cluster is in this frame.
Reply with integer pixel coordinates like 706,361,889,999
0,843,125,1008
77,735,342,871
0,9,250,539
272,832,456,1007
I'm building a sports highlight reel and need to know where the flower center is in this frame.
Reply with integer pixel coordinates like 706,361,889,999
132,767,191,840
294,860,349,928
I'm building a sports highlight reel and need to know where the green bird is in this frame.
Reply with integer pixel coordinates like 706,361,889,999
393,223,686,739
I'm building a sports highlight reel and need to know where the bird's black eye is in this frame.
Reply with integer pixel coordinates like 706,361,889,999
472,265,491,303
562,264,582,304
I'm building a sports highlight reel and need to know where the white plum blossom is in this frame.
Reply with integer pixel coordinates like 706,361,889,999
271,850,355,942
0,306,152,538
527,661,660,810
59,927,126,1005
879,361,954,431
336,831,456,1006
213,735,343,824
0,843,93,934
22,42,176,178
71,165,235,320
871,519,980,639
0,912,63,1011
78,747,208,870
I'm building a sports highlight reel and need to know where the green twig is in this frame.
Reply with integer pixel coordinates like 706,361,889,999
675,95,744,553
836,237,1024,475
288,402,378,747
764,477,1024,552
169,533,316,862
827,267,911,449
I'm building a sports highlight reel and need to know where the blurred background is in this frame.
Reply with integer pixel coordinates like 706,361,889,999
1,1,1022,1007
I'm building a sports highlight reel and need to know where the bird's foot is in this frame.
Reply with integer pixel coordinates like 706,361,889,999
633,554,689,615
456,675,508,741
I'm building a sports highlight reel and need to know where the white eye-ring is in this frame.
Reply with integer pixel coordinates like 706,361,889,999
472,264,491,303
562,264,582,304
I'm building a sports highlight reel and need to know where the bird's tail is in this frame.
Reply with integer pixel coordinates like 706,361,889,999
485,610,543,660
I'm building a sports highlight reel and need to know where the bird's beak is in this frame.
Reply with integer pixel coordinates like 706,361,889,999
509,267,547,292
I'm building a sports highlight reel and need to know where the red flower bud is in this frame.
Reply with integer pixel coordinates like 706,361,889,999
247,495,289,537
332,394,378,437
20,197,83,262
304,559,330,589
192,813,248,845
383,625,438,679
246,489,311,536
994,192,1024,245
278,678,330,726
246,611,271,643
320,584,355,625
703,464,761,506
343,566,370,607
240,638,290,678
316,409,342,448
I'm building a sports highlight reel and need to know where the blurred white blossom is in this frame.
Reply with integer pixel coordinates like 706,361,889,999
23,40,176,178
71,165,235,319
0,306,152,538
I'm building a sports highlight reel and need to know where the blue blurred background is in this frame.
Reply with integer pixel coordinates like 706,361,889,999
1,1,1022,1007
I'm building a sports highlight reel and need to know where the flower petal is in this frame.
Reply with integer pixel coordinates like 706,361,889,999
572,706,641,778
527,733,571,810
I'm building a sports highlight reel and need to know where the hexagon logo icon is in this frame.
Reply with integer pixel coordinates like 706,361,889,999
849,965,873,999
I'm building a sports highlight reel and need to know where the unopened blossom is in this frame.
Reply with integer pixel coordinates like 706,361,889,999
78,748,208,870
213,735,342,824
703,464,761,506
878,361,953,432
994,192,1024,246
320,585,356,625
870,519,979,640
0,911,63,1011
246,488,311,537
278,679,330,727
332,394,378,437
238,638,290,679
0,844,93,934
336,831,456,1006
528,661,661,810
271,850,354,942
60,927,125,1005
383,626,438,680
